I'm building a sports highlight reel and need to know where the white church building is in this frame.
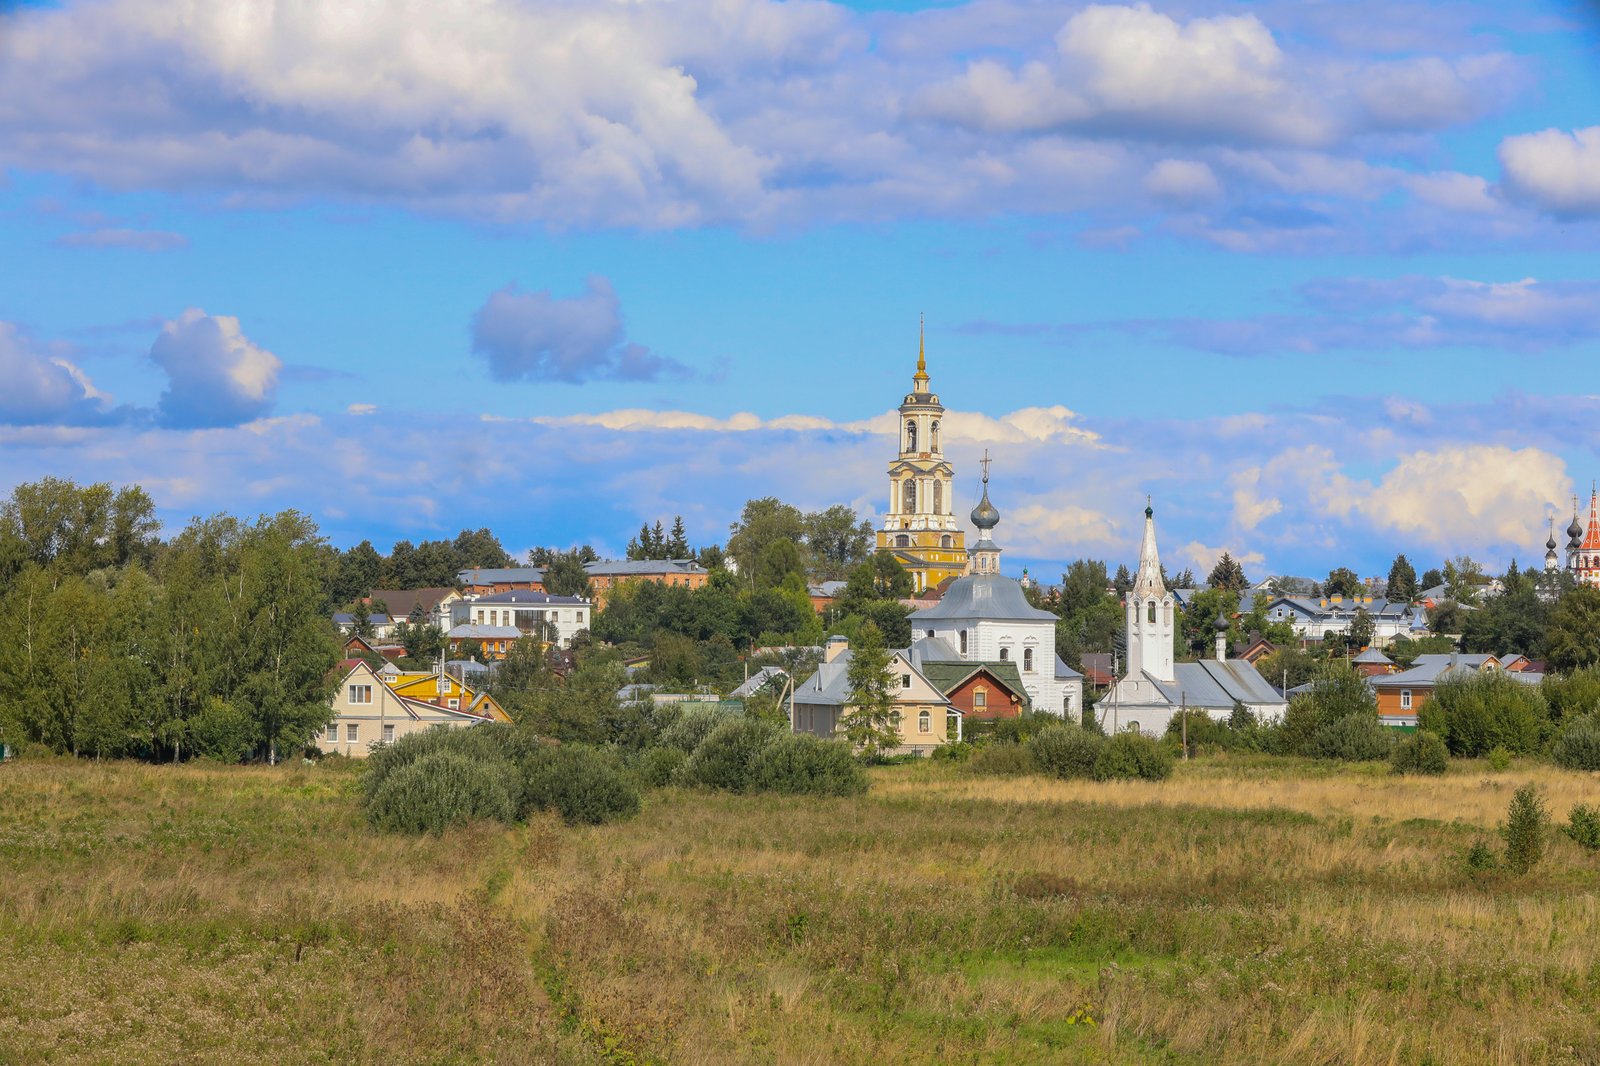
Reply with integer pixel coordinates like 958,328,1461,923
909,466,1085,719
1100,501,1286,736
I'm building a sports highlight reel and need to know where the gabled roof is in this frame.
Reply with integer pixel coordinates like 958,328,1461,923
1352,648,1395,665
366,588,457,618
1372,653,1498,688
908,574,1056,623
1117,660,1285,712
793,648,951,709
730,666,788,699
916,659,1029,702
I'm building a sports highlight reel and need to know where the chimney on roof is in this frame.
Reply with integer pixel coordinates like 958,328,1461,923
824,635,850,663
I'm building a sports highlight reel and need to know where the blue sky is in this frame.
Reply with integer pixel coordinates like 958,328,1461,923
2,0,1599,583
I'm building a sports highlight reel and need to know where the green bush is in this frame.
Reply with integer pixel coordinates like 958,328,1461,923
635,745,688,788
1564,803,1600,851
681,718,781,792
1502,784,1548,875
1551,714,1600,771
1309,713,1395,761
751,734,868,796
1421,673,1548,756
1389,730,1448,775
660,704,742,753
1093,731,1173,781
189,698,256,764
361,723,536,806
1540,667,1600,721
931,740,973,762
366,750,519,834
1463,838,1497,874
1027,724,1105,779
964,742,1036,777
965,715,1048,746
521,745,641,825
1487,746,1512,772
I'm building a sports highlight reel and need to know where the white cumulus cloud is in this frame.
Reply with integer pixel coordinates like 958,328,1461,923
149,309,281,428
1498,126,1600,217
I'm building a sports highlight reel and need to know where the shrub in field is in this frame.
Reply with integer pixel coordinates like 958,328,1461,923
1421,673,1548,757
931,740,973,762
635,745,687,788
1541,666,1600,722
189,698,255,764
521,745,641,825
1463,838,1497,874
1564,803,1600,851
965,742,1036,776
966,716,1049,746
1502,784,1548,875
361,723,536,807
366,751,519,834
1093,731,1173,781
1488,746,1512,772
1027,724,1105,779
1390,730,1448,775
660,704,741,754
680,718,781,793
751,734,867,796
1308,713,1395,762
1551,714,1600,771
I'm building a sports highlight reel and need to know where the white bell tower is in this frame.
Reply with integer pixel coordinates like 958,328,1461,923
1125,499,1175,684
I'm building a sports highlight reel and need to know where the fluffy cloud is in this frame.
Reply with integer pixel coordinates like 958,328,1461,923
149,310,281,428
0,322,115,426
0,0,1534,236
1144,159,1221,206
1498,126,1600,217
470,277,689,384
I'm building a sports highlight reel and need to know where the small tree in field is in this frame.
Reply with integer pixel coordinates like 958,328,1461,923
1503,784,1548,875
842,622,900,762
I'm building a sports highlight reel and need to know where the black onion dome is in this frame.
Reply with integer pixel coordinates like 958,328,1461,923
1213,613,1230,633
970,486,1000,530
1569,515,1584,539
1547,532,1559,550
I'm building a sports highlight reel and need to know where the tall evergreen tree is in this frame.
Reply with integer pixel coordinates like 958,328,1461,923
666,516,691,558
1386,554,1418,603
1207,552,1248,593
842,622,900,762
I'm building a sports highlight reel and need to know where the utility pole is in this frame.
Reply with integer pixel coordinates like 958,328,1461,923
1181,693,1188,760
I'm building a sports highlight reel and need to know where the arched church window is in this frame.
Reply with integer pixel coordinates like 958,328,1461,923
1147,601,1157,624
1164,603,1173,625
918,709,931,734
999,647,1009,660
1023,648,1034,673
933,481,943,514
906,420,918,452
941,534,951,548
896,534,909,548
903,479,917,514
930,420,940,450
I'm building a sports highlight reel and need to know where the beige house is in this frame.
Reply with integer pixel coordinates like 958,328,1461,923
318,661,485,758
790,636,961,756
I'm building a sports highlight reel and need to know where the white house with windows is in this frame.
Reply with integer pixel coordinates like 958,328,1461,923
317,661,484,758
906,470,1084,718
451,590,591,648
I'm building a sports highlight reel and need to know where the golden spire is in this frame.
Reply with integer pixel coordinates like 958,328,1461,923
913,314,929,390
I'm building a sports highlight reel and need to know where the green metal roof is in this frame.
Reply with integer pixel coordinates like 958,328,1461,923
915,659,1031,710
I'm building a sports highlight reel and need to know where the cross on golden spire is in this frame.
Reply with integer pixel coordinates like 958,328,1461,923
913,313,929,390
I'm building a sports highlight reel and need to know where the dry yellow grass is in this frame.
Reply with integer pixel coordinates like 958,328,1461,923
3,754,1598,1064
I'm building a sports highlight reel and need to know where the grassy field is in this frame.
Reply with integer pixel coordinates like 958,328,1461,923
2,755,1598,1064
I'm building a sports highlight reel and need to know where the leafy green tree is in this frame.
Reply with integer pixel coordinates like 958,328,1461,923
1461,583,1547,658
802,505,874,580
1546,587,1600,674
1207,552,1248,593
1427,600,1465,636
1541,667,1600,722
1420,567,1444,591
727,498,806,584
333,540,383,604
753,538,808,591
842,622,900,761
1421,672,1548,756
1348,608,1375,650
1503,784,1548,875
1324,567,1362,599
543,551,592,597
840,551,913,607
1386,555,1418,602
1443,556,1486,604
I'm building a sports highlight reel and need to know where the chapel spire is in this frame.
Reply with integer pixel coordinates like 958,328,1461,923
1131,496,1167,601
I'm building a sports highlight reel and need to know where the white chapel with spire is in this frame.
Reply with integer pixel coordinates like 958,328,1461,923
1101,500,1286,736
908,458,1084,718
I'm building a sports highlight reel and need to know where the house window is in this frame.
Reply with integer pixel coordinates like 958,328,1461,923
382,724,395,744
974,687,987,709
1023,648,1034,673
999,647,1009,660
901,674,911,689
918,710,931,734
325,723,338,742
349,684,372,704
1400,689,1412,710
448,699,459,709
346,723,359,743
959,631,968,655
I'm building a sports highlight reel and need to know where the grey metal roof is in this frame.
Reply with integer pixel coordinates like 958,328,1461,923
730,666,788,699
906,636,962,669
1121,660,1285,713
1054,655,1083,680
1374,653,1496,688
472,590,588,606
1352,648,1395,664
457,567,545,584
585,559,707,577
333,612,391,625
793,653,853,706
908,574,1057,623
446,624,522,639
